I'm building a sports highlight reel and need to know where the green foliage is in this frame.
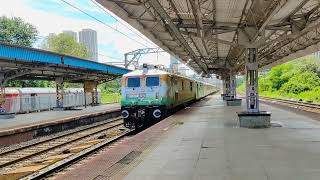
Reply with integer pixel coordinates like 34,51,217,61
42,33,92,88
0,16,38,47
267,63,297,90
237,82,245,93
0,16,52,88
236,76,245,87
238,55,320,103
44,33,91,59
98,79,121,104
100,92,120,104
64,82,82,88
6,80,55,88
280,71,320,94
98,79,121,94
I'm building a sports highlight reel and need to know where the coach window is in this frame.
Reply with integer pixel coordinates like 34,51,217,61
127,77,140,87
190,82,193,91
146,76,160,87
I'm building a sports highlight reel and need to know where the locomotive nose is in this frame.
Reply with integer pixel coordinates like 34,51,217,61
121,110,129,118
153,109,161,118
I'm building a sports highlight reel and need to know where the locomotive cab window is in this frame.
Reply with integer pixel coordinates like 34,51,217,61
146,76,160,87
127,77,140,87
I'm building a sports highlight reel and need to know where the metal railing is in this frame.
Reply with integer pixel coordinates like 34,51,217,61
1,93,101,114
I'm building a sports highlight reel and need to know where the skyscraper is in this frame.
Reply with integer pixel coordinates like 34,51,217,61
79,29,98,61
62,30,77,41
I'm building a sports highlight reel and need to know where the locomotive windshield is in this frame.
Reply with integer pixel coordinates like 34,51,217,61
146,76,159,87
127,77,140,87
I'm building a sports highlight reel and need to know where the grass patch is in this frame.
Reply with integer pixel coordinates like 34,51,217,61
101,92,121,104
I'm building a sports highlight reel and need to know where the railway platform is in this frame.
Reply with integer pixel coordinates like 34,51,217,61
55,95,320,180
0,104,120,147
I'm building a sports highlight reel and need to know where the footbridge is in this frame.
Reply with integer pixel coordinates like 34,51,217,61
97,0,320,126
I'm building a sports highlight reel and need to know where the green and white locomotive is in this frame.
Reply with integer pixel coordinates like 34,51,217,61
121,66,216,129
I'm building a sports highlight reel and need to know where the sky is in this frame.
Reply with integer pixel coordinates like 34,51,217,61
0,0,172,69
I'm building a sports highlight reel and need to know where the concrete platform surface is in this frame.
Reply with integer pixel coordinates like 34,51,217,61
0,104,119,131
124,95,320,180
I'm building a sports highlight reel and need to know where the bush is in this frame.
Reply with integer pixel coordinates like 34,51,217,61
237,56,320,103
280,71,320,94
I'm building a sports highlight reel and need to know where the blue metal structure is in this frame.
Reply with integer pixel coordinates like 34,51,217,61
0,42,130,113
0,43,129,80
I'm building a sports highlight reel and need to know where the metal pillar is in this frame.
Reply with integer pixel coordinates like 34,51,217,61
225,79,231,96
0,73,6,114
222,80,227,95
229,70,236,99
55,77,64,109
245,48,259,112
92,81,99,105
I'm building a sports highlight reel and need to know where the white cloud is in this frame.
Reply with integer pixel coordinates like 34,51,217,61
0,0,170,68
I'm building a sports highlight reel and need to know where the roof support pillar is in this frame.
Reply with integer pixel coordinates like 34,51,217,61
222,77,233,100
229,70,236,99
0,73,6,114
55,77,64,110
92,81,99,106
245,48,259,112
225,70,242,106
221,79,227,95
237,48,271,128
84,80,99,106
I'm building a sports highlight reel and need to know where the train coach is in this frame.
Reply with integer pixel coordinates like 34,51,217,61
2,88,101,113
121,66,217,129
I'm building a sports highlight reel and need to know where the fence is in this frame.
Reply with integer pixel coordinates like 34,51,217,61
1,93,101,114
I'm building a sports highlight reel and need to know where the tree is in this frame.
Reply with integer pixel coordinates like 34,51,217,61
280,71,320,94
237,55,320,103
0,16,52,87
42,33,91,88
99,79,121,93
0,16,38,47
44,33,91,59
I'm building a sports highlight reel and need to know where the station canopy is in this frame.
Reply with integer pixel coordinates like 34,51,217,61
97,0,320,77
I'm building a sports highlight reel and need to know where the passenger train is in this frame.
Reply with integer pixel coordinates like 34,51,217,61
121,66,217,129
2,88,101,114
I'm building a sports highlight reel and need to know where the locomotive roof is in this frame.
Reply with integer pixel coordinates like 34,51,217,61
123,69,169,77
123,69,214,86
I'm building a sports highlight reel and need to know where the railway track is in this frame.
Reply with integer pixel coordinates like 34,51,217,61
0,116,131,180
259,96,320,113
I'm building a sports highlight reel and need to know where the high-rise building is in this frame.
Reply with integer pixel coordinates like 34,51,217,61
79,29,98,61
62,30,77,41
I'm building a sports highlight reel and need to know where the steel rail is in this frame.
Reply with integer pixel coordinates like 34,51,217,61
0,118,123,169
25,129,132,180
260,96,320,110
0,116,121,157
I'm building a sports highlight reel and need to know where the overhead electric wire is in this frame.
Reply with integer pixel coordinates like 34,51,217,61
97,52,124,61
59,0,150,48
89,0,156,48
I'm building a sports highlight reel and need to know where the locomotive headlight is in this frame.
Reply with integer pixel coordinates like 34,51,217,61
153,109,161,118
121,110,129,118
